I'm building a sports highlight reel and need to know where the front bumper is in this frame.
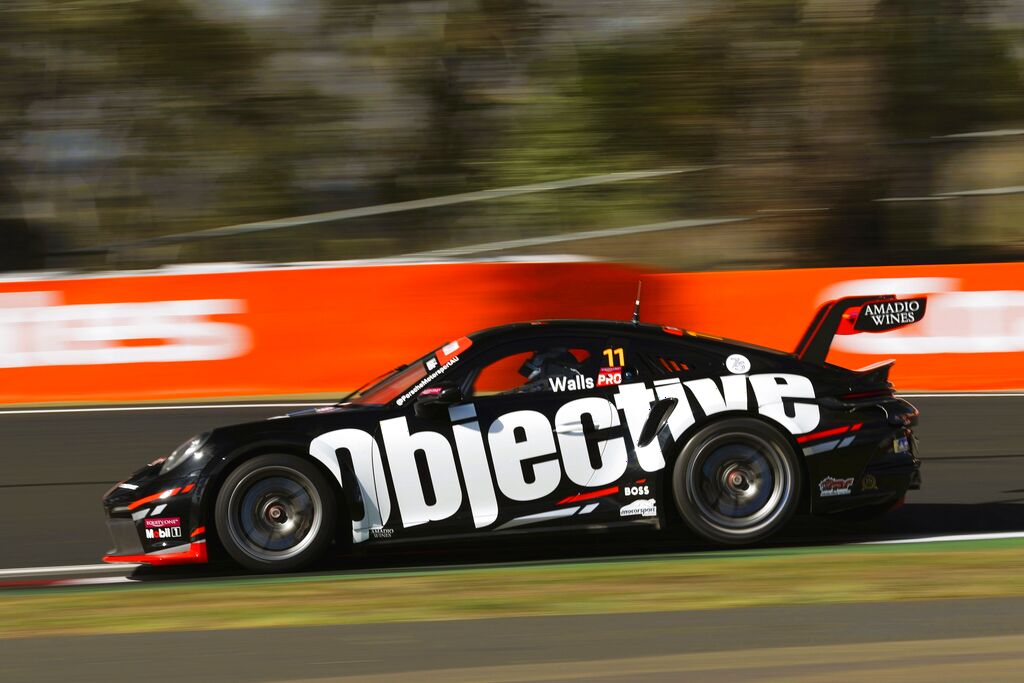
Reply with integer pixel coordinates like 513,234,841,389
103,517,208,565
102,468,209,566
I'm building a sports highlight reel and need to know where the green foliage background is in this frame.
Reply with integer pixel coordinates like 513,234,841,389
0,0,1022,271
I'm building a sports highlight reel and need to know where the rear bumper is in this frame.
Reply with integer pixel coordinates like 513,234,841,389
805,398,922,514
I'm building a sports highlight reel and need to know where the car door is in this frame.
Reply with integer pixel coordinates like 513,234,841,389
459,335,626,531
611,335,735,511
329,337,478,541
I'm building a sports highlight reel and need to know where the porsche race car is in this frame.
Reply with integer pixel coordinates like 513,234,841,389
102,294,924,572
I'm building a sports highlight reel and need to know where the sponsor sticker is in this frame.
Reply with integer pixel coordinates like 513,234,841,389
819,476,855,497
144,517,182,539
623,485,650,497
854,298,926,332
145,527,182,539
395,355,460,406
619,499,657,518
436,337,472,364
144,517,181,529
893,436,910,454
726,354,751,374
549,368,624,392
861,474,878,491
370,527,394,539
597,367,623,387
425,357,439,372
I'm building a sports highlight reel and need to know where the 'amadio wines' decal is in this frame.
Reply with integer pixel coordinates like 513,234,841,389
854,297,927,332
310,373,819,543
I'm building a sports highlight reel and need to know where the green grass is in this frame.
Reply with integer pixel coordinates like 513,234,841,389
4,539,1024,639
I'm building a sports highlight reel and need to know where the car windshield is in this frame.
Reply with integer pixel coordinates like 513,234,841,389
341,336,473,406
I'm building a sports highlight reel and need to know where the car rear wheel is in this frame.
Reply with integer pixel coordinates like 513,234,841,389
215,454,336,573
671,418,800,545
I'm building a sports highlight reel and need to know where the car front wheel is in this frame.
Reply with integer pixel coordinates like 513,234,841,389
215,453,337,573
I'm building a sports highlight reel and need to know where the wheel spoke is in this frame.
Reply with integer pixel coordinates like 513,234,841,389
686,430,793,534
226,466,324,563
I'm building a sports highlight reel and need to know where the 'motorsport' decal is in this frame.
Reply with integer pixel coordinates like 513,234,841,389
395,355,460,406
310,373,818,542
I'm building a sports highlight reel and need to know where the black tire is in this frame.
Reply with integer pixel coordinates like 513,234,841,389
671,418,801,545
215,453,337,573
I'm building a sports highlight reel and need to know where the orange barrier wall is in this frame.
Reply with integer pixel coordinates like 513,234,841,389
0,261,643,404
643,262,1024,391
0,259,1020,403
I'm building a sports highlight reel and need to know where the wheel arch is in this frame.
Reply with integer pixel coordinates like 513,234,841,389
199,438,348,555
657,410,811,516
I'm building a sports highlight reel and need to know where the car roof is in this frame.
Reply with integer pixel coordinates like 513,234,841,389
468,319,666,342
466,319,795,359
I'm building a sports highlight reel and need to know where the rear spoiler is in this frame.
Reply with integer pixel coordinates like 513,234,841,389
795,295,927,365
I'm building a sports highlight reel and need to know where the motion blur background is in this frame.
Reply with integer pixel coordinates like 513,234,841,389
3,7,1024,680
1,1,1023,404
1,0,1022,274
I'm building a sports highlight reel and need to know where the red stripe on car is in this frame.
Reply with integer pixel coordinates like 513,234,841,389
103,541,208,566
127,486,182,511
558,486,619,505
796,426,849,444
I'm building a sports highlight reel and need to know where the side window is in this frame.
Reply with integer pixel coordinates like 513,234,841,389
469,342,600,397
633,341,722,379
473,351,536,395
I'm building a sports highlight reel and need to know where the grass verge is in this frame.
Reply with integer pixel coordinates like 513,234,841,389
4,539,1024,639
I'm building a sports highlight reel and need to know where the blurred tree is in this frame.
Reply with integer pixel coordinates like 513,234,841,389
1,0,353,265
797,0,1024,265
869,0,1024,261
0,166,47,270
0,0,1020,271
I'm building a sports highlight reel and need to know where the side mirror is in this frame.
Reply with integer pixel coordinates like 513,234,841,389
637,398,678,448
413,384,464,419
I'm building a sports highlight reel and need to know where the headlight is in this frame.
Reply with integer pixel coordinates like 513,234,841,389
159,433,211,475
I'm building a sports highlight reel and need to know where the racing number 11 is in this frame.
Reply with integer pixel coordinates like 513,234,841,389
603,347,625,367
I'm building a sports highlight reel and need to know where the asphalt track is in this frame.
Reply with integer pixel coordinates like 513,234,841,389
2,396,1024,681
2,395,1023,570
3,598,1024,682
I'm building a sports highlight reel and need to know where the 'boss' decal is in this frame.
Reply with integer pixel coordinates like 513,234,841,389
309,373,818,542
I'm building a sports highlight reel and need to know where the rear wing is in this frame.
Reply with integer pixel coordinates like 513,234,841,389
795,295,927,365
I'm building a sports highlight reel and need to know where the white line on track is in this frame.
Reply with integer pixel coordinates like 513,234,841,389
3,531,1024,583
0,563,137,578
860,531,1024,545
0,403,330,416
56,576,136,586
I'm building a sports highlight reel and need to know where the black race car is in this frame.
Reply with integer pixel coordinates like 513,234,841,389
103,294,924,572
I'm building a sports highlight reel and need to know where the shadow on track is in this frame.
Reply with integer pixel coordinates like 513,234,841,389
127,501,1024,584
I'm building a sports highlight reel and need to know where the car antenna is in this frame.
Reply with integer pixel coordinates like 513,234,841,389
631,281,642,326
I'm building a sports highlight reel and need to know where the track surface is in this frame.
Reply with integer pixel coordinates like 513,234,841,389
3,396,1024,681
3,597,1024,682
2,396,1023,569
